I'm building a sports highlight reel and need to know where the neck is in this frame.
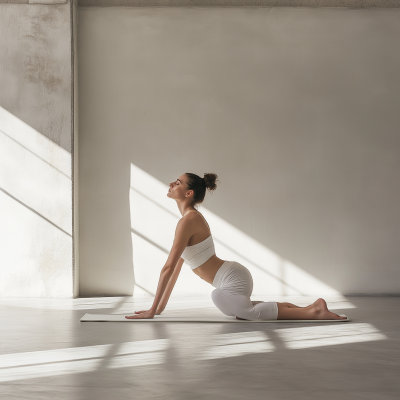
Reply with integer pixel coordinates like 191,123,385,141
176,200,196,217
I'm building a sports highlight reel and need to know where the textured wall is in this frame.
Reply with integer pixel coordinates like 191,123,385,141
78,0,400,8
0,2,73,297
78,6,400,297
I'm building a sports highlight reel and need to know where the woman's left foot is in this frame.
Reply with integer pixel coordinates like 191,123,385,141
313,298,347,320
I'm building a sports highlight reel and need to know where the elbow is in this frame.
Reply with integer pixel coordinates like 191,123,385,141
162,265,174,274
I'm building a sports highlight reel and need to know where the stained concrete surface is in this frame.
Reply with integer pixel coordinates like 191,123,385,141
0,296,399,399
0,1,74,298
78,1,400,7
0,1,72,152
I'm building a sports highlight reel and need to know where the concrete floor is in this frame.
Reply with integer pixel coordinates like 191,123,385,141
0,296,399,400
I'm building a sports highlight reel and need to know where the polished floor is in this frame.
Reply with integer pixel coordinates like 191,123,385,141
0,295,399,400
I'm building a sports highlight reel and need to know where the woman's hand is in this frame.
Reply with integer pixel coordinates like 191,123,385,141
125,310,155,319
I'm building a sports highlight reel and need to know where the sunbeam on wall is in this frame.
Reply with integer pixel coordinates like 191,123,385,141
0,106,72,297
129,164,342,298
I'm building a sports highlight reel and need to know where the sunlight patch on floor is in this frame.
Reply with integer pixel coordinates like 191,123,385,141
197,331,274,360
0,339,168,383
276,323,386,349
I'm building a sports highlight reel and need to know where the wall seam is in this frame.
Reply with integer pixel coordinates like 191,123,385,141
71,0,77,298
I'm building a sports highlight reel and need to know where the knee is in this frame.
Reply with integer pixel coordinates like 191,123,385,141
211,289,235,317
211,288,221,305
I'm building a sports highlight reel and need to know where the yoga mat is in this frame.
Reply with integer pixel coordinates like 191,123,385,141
80,313,350,323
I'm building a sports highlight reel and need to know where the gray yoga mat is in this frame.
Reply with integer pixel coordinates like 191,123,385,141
80,313,350,323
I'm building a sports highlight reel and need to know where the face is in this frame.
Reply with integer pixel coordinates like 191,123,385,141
167,174,193,201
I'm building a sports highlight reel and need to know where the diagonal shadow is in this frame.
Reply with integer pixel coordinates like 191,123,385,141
130,186,178,219
131,228,169,255
131,226,304,296
0,129,70,179
0,187,71,237
135,283,155,297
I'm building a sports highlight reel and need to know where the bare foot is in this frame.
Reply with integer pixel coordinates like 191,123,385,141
313,298,347,320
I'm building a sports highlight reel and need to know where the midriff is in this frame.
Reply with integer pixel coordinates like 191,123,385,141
192,254,226,285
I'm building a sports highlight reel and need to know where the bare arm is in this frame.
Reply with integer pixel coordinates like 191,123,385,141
126,218,192,319
155,257,184,314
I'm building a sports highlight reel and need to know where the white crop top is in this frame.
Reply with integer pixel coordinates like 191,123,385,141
181,235,216,270
180,210,216,270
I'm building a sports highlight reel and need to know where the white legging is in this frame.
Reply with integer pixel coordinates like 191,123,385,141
211,261,278,321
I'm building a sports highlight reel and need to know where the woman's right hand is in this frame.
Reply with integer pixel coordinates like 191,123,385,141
133,307,164,315
125,309,155,319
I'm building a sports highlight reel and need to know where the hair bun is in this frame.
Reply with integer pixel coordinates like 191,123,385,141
203,173,218,191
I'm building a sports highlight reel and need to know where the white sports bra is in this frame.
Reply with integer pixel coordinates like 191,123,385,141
180,210,216,270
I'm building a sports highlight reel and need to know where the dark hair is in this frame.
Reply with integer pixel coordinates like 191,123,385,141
185,172,219,206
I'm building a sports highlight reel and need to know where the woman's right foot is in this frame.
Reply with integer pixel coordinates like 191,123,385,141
312,298,347,320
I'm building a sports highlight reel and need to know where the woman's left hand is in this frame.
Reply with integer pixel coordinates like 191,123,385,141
125,310,155,319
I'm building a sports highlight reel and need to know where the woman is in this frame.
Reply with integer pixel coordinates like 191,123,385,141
126,173,346,321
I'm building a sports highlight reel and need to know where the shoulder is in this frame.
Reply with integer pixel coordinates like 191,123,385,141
178,212,197,227
176,213,198,232
172,215,196,244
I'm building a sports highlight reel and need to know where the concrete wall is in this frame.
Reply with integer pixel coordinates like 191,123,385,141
0,1,74,297
78,6,400,298
78,1,400,8
72,0,79,297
